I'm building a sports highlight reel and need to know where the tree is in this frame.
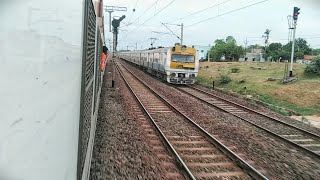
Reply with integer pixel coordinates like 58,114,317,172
279,38,312,60
226,36,237,45
247,44,264,53
305,57,320,75
209,39,225,61
208,36,244,61
312,48,320,56
266,43,282,61
296,38,312,56
233,46,245,60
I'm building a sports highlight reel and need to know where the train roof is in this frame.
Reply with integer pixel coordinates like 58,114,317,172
119,45,196,54
119,47,170,54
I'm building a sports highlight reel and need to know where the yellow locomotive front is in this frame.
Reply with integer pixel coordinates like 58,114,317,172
166,45,199,84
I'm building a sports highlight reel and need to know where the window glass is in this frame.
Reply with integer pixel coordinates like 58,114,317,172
171,54,195,63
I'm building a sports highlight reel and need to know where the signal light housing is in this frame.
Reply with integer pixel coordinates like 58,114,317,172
293,7,300,21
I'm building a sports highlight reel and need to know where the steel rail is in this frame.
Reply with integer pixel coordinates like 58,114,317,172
118,60,268,180
175,86,320,159
188,85,320,140
114,62,196,180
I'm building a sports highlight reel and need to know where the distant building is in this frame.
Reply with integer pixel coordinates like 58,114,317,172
239,48,265,62
297,55,319,64
251,48,264,54
240,52,264,62
304,55,318,60
194,45,210,61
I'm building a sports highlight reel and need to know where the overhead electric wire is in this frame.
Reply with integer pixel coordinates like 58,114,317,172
120,0,177,41
161,22,181,40
119,0,161,30
185,0,270,27
126,0,161,27
165,0,234,24
138,0,177,27
119,0,161,42
126,0,140,27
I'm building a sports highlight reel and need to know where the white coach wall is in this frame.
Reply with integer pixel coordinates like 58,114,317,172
0,0,84,180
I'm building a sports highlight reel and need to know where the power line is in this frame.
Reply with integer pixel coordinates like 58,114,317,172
126,0,161,27
119,0,161,32
185,0,270,28
161,22,181,40
303,36,320,39
126,0,140,28
139,0,176,27
166,0,234,24
120,0,177,41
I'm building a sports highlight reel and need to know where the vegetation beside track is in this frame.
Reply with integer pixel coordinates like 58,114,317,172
197,62,320,116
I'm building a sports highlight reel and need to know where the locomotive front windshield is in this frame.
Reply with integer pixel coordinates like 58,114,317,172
172,54,195,63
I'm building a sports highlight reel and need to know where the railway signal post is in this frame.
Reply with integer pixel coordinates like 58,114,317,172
105,6,127,32
289,7,300,77
112,15,126,57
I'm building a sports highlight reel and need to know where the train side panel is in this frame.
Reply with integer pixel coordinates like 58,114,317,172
119,46,198,84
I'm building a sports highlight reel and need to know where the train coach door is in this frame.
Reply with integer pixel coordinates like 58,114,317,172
160,53,163,71
151,53,154,69
147,53,150,68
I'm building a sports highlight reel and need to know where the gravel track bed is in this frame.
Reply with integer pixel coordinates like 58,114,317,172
119,59,320,179
193,84,320,136
118,63,252,179
119,65,201,137
90,61,173,179
182,87,320,142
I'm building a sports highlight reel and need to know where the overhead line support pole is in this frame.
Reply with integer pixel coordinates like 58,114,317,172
208,44,211,62
244,38,248,60
181,23,184,45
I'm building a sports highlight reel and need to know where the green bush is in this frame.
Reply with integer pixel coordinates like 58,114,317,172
231,68,240,73
219,73,232,84
238,79,246,84
305,58,320,75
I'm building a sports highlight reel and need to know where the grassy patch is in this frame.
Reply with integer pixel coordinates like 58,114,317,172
231,68,240,73
257,94,320,116
197,62,320,116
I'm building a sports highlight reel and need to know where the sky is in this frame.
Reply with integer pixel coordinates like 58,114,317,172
103,0,320,50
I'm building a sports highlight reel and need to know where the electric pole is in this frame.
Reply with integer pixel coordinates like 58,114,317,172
208,44,211,62
289,7,300,77
262,29,271,61
244,38,248,60
105,6,127,32
150,38,158,48
180,23,184,45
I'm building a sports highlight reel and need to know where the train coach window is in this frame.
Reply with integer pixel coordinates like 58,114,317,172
172,55,195,63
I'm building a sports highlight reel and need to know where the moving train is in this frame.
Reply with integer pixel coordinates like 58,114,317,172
118,44,199,84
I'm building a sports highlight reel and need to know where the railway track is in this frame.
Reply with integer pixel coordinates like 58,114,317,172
115,60,268,180
176,86,320,159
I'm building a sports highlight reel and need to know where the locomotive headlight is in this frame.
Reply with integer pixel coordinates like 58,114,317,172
171,73,176,77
